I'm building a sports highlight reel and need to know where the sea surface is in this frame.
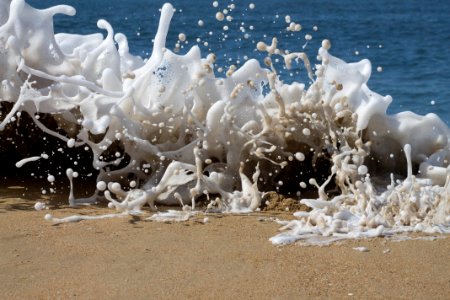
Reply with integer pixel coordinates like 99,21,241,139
27,0,450,122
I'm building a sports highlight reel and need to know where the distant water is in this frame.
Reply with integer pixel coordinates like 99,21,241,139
28,0,450,122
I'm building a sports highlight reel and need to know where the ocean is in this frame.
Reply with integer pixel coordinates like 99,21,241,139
27,0,450,122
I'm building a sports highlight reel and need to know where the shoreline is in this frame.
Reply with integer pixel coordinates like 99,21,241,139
1,196,449,299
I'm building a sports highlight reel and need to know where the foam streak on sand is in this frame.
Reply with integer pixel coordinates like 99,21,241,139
0,0,449,244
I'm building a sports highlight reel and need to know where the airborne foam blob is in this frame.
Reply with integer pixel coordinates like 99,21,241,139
15,156,42,168
0,0,449,244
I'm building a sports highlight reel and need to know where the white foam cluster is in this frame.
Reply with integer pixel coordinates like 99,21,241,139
1,1,449,243
271,162,450,245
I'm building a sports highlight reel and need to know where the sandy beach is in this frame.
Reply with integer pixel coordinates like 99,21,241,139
0,188,449,300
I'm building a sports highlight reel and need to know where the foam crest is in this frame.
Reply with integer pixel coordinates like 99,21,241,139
0,0,449,244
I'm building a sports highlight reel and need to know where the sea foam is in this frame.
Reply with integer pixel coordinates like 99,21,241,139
0,0,449,245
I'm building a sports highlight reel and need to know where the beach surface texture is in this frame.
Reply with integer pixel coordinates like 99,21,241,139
1,195,449,299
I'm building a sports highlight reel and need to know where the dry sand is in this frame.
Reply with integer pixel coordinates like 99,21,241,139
1,186,450,299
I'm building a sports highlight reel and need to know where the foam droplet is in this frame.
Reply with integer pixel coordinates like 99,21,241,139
34,202,46,211
358,165,368,175
67,138,75,148
216,12,224,21
96,181,107,191
295,152,305,161
66,168,74,177
178,33,186,42
321,39,331,50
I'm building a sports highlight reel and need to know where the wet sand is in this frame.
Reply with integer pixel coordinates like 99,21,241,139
1,193,450,299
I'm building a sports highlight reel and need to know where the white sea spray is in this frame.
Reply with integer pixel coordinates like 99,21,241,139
0,0,449,244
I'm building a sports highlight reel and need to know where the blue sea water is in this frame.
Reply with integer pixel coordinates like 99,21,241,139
28,0,450,123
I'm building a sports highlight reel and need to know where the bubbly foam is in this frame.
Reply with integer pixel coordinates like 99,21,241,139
0,0,449,244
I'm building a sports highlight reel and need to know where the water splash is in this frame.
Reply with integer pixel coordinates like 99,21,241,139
0,0,449,244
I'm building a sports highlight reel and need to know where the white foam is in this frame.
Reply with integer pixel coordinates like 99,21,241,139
34,201,46,211
44,212,127,224
15,156,41,168
353,246,369,252
0,1,449,244
147,210,198,222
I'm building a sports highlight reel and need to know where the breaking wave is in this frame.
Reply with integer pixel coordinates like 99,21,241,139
1,0,449,245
